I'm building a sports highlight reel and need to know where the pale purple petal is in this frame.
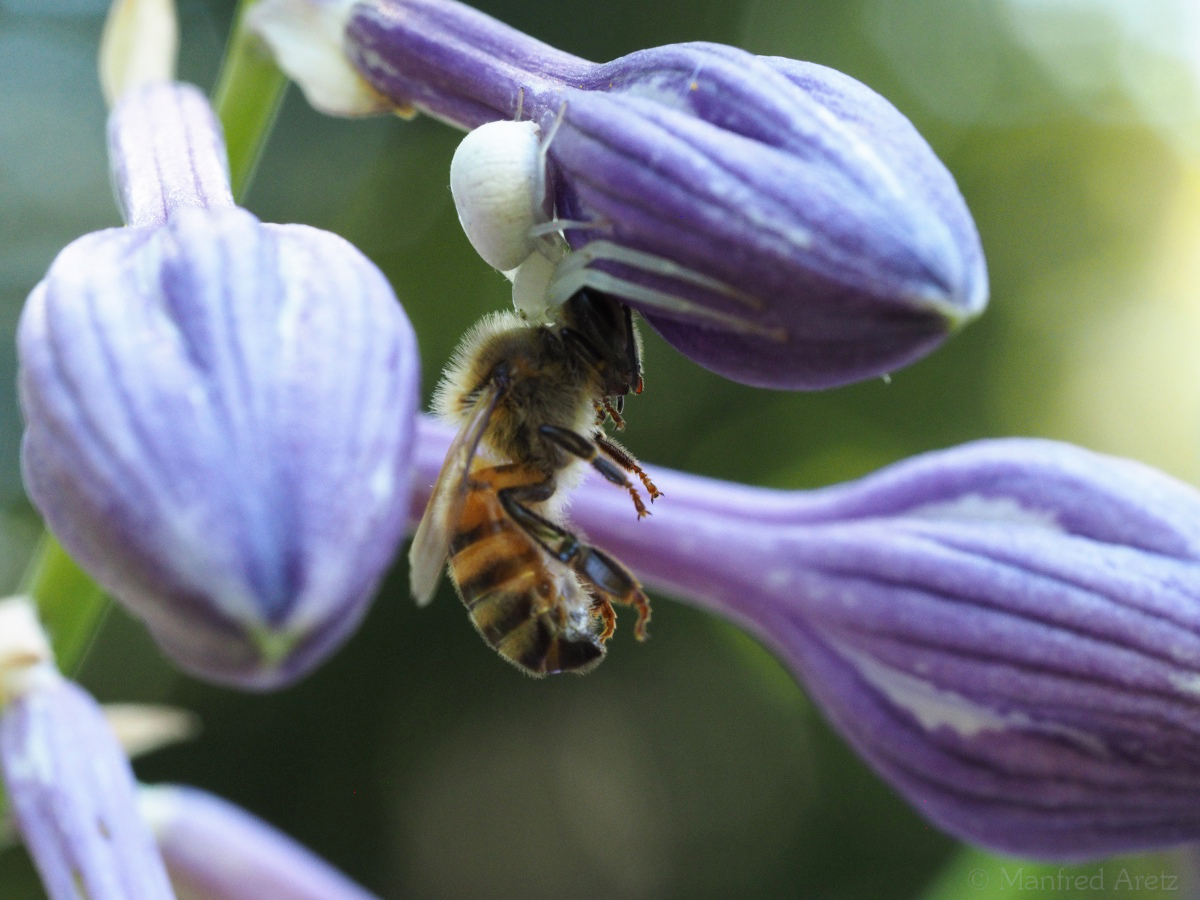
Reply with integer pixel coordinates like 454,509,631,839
0,674,174,899
411,419,1200,858
141,785,377,900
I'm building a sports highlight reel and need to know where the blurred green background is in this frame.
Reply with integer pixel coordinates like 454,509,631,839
3,0,1200,897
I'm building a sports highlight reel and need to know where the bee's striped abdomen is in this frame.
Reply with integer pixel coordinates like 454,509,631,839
446,472,604,676
448,486,603,676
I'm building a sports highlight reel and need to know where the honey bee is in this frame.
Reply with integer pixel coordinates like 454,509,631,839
409,288,659,675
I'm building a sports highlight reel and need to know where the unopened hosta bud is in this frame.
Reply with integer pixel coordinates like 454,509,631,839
0,597,175,900
250,0,986,389
18,83,419,690
412,419,1200,859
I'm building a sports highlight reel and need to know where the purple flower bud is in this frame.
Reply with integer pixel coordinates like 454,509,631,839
140,784,378,900
412,419,1200,859
18,83,419,690
0,599,174,899
251,0,986,389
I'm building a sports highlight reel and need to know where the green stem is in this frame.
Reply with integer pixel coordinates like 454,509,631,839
20,535,108,678
212,0,288,201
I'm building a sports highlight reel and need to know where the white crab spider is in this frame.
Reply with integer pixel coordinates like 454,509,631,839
449,116,782,338
448,119,552,274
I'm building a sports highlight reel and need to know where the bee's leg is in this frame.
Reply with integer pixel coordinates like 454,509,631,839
593,434,662,503
590,400,609,429
589,591,617,642
538,424,649,518
590,398,626,430
603,399,626,430
499,488,652,640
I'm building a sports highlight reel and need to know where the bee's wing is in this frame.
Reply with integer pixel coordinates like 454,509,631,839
408,383,502,606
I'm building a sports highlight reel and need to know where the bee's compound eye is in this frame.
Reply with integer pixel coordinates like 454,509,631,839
450,120,543,271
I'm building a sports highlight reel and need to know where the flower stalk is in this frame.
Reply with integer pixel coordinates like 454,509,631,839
212,0,289,198
20,535,108,677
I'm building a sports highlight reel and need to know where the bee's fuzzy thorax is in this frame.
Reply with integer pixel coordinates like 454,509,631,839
433,309,603,475
432,310,524,427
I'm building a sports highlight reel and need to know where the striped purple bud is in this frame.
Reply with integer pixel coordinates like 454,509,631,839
17,83,419,689
251,0,986,389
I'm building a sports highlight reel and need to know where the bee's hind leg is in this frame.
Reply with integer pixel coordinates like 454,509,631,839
589,592,618,641
538,424,652,518
499,487,652,640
